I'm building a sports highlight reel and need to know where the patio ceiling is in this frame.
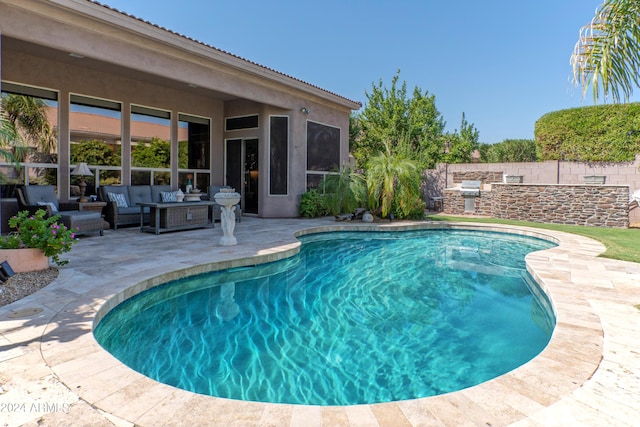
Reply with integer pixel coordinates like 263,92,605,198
2,36,239,103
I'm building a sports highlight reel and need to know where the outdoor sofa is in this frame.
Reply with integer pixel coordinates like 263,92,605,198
98,185,175,229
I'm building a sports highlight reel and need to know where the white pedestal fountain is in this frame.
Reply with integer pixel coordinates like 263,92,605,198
214,188,241,246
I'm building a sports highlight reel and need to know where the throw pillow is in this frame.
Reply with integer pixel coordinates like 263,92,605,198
107,192,128,208
160,191,178,202
37,201,59,213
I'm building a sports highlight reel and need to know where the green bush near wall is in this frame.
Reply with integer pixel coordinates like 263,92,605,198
535,103,640,162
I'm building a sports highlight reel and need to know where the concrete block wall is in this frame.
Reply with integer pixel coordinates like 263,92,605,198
429,155,640,193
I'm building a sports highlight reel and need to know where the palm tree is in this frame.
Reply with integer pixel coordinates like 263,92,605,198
366,141,424,219
1,94,57,158
571,0,640,102
0,114,26,166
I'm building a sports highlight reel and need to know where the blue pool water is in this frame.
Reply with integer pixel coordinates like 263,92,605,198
95,229,556,406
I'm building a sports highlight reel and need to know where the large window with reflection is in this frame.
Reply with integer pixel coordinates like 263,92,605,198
131,105,171,185
69,95,122,196
1,82,59,196
178,113,210,191
306,121,340,190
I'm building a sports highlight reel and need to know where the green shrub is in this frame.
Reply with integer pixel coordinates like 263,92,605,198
298,190,327,218
480,139,538,162
535,103,640,161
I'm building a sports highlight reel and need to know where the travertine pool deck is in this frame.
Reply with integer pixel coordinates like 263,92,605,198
1,217,639,426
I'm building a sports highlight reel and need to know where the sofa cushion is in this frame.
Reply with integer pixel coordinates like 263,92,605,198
160,191,178,202
100,185,130,207
151,185,172,203
127,186,153,206
107,192,128,208
22,185,60,211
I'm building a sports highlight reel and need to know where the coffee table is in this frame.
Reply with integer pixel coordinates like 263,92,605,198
138,201,216,234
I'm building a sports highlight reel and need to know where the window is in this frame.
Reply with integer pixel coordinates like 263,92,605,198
69,95,122,191
306,121,340,189
269,116,288,195
1,82,59,189
178,113,211,191
225,114,258,131
131,105,171,185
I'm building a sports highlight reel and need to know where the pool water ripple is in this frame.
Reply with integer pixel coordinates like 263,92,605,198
95,230,556,406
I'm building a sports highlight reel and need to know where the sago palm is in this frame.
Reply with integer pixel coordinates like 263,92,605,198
571,0,640,102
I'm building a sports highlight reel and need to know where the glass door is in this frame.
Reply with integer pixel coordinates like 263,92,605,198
225,138,258,214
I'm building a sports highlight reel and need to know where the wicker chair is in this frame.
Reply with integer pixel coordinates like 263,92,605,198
16,186,104,236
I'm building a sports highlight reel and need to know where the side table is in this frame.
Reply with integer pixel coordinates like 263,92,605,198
79,201,110,230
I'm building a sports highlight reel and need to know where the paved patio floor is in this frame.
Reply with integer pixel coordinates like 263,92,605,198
1,217,639,426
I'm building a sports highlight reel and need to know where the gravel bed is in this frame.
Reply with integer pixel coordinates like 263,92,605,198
0,268,59,307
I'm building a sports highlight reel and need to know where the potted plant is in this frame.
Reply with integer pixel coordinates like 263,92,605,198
0,209,79,271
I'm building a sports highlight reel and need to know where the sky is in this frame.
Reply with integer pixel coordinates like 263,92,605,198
100,0,630,144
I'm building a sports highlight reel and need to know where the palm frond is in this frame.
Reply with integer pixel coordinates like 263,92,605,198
571,0,640,102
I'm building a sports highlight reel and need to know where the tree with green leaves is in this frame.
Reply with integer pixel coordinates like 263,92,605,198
353,70,446,170
480,139,538,163
442,113,480,164
70,139,121,166
131,137,171,168
70,139,121,185
571,0,640,102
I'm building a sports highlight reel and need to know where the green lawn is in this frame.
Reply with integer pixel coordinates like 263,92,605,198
426,215,640,264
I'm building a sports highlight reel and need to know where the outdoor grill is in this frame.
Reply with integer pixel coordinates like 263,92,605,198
459,180,481,212
459,180,481,197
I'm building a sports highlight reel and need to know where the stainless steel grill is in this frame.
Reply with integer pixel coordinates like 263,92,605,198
459,180,481,197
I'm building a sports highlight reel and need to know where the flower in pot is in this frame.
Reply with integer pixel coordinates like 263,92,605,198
0,209,79,267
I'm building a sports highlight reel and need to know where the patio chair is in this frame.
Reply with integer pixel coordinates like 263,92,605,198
16,185,104,236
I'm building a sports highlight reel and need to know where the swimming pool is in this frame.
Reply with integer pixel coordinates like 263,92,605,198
94,229,556,406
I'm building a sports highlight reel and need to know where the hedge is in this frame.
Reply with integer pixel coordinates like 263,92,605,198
534,103,640,162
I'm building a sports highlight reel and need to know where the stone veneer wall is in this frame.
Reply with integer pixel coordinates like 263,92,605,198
443,184,629,228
